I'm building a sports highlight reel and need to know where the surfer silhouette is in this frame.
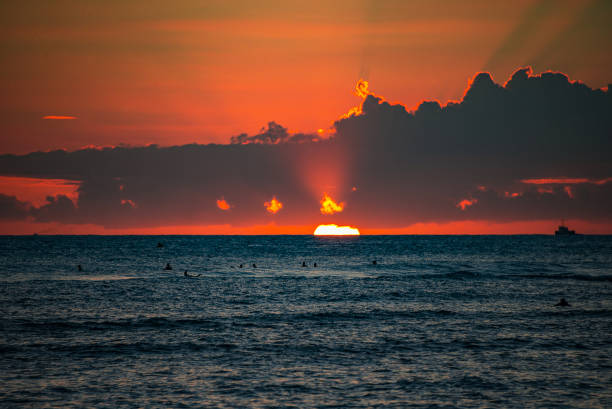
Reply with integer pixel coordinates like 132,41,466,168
555,298,570,307
77,264,83,272
164,263,172,270
184,270,201,278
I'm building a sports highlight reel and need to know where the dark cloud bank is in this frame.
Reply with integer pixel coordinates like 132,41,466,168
0,68,610,229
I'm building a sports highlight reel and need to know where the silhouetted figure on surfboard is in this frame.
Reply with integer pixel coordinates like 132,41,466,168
164,263,172,270
302,261,307,267
555,298,570,307
77,265,83,272
372,260,377,265
184,270,201,278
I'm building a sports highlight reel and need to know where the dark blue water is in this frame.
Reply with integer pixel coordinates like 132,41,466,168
1,235,611,408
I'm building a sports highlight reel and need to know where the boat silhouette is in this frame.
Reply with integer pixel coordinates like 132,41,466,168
555,220,576,236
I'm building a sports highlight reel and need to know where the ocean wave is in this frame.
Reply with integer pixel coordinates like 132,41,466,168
45,341,237,355
511,273,612,282
13,317,224,332
8,309,460,333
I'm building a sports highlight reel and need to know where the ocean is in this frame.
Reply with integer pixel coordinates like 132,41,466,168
1,235,611,408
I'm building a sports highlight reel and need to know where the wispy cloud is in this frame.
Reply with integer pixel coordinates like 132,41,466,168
42,115,77,120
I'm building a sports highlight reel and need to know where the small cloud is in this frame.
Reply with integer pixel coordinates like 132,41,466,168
320,193,344,215
457,198,477,210
355,79,370,98
264,196,283,214
43,115,77,120
121,199,137,208
521,177,612,185
230,121,318,145
216,197,232,210
537,186,554,194
504,192,521,198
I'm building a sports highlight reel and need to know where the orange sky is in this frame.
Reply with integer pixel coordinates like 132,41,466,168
1,0,610,154
0,1,610,234
2,220,610,236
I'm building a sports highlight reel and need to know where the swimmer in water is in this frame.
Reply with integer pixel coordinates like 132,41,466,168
184,270,201,278
252,263,257,268
555,298,570,307
372,260,377,265
314,262,317,267
302,261,307,267
164,263,172,270
77,264,83,272
239,264,243,268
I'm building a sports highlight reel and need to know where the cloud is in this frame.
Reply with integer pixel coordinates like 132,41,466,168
0,194,29,220
521,177,612,185
230,121,320,145
0,67,610,229
42,115,77,120
121,199,137,208
319,193,344,215
457,198,477,211
30,195,77,223
264,196,283,214
216,198,231,211
355,79,370,98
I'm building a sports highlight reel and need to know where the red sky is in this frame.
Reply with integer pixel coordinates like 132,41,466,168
0,0,610,234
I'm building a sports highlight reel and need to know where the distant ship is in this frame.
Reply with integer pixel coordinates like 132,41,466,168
555,220,576,236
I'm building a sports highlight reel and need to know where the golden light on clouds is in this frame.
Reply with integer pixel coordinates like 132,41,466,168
216,197,231,210
456,198,477,210
340,79,371,120
264,196,283,214
355,79,369,98
314,224,360,236
320,192,344,215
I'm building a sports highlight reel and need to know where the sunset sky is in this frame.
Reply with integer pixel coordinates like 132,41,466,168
0,0,610,234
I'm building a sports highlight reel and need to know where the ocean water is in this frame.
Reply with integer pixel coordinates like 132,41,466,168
1,235,611,408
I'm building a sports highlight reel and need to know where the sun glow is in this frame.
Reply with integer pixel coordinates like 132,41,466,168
314,224,360,236
320,193,344,215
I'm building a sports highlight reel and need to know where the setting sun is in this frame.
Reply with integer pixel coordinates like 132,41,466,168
313,224,360,236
